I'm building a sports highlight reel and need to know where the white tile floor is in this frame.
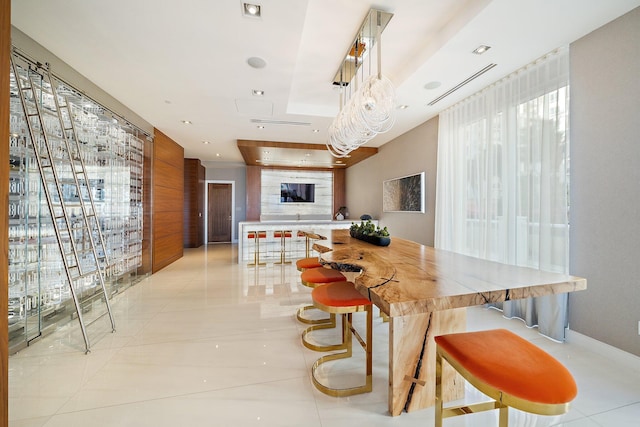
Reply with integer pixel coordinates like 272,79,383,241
8,244,640,426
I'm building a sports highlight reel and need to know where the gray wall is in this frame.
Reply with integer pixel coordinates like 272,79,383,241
346,116,439,246
203,163,247,240
569,7,640,356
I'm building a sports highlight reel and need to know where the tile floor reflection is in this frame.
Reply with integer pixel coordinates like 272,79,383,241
8,244,640,426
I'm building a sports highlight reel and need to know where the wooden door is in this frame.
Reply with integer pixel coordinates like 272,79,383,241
208,183,232,243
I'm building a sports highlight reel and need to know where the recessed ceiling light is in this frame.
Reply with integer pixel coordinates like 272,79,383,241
181,120,192,124
257,125,265,129
472,45,491,55
252,89,264,96
312,129,320,133
305,153,311,157
247,57,267,69
263,150,270,155
202,140,210,144
242,3,261,18
424,81,441,90
398,104,409,110
215,153,221,157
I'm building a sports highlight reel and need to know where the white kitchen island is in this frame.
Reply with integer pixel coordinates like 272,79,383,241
237,219,377,264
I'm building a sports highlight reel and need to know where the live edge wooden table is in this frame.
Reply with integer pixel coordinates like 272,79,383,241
307,229,587,417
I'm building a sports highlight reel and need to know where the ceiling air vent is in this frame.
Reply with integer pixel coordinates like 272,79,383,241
250,119,311,127
427,63,497,106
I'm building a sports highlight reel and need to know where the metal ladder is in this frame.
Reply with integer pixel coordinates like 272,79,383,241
10,53,116,353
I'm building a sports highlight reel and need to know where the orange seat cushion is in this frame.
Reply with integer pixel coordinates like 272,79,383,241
296,257,322,271
274,231,292,238
435,329,577,405
312,281,371,308
247,231,266,239
301,267,346,284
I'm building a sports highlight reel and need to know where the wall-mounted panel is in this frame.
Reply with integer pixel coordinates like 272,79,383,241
152,129,183,272
183,158,204,247
260,169,333,220
246,165,261,221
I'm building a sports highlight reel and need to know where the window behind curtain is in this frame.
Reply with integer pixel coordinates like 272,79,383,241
435,48,570,340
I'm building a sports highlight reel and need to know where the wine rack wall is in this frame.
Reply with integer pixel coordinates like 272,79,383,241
7,59,147,353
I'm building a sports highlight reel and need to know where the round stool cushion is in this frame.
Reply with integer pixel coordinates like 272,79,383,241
296,257,322,271
312,281,371,309
435,329,577,405
301,267,346,284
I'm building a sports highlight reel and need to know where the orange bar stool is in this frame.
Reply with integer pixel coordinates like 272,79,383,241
296,256,322,272
435,329,577,427
296,267,346,327
297,230,313,258
306,280,373,397
247,230,266,267
274,230,292,265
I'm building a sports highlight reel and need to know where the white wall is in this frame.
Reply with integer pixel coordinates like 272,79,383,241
260,169,333,220
569,6,640,356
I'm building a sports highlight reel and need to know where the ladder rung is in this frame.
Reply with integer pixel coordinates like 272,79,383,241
76,271,98,279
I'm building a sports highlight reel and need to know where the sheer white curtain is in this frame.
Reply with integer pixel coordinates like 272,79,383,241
435,48,570,341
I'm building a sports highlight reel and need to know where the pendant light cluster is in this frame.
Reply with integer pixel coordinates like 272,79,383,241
327,9,395,158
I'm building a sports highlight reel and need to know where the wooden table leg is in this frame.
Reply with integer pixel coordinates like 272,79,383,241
388,308,467,416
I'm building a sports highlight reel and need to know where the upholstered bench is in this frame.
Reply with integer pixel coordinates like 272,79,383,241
435,328,577,427
307,280,372,397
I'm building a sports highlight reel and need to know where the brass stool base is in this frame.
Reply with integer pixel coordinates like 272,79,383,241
296,305,334,325
310,309,373,397
301,316,342,352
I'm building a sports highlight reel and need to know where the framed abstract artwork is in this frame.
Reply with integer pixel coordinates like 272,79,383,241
383,172,425,213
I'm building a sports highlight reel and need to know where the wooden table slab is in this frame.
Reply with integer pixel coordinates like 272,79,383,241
310,229,586,416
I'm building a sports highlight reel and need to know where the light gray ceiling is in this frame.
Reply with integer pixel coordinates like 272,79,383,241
11,0,640,166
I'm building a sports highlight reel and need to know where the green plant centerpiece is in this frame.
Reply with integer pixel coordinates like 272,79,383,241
349,220,391,246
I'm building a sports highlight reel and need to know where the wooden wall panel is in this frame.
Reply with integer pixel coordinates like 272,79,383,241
183,158,204,248
333,168,346,215
154,131,184,169
154,212,184,237
246,165,261,221
1,1,10,425
152,129,184,273
153,234,184,271
197,162,205,246
154,160,184,189
154,185,184,213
